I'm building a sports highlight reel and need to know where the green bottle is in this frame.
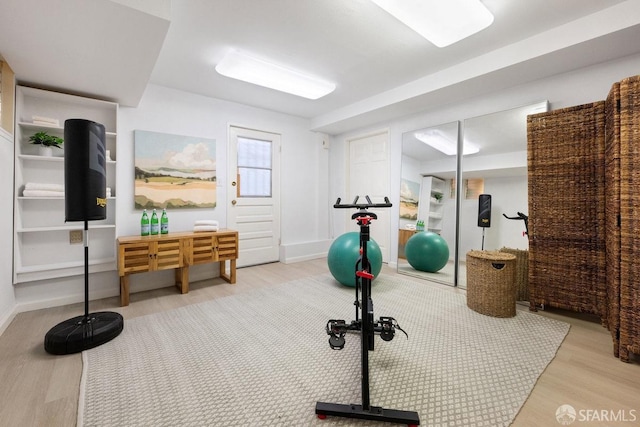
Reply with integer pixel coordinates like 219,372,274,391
141,209,150,236
150,209,159,235
161,209,169,234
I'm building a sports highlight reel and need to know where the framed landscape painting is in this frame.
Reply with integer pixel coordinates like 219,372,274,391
134,130,216,209
399,179,419,220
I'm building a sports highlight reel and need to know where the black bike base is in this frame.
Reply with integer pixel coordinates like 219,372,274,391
316,402,420,425
44,311,124,355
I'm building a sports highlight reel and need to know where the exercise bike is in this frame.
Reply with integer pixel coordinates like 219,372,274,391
315,196,420,426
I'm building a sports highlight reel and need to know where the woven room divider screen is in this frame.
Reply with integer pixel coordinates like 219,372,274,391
605,82,621,358
527,102,608,322
528,74,640,363
617,75,640,362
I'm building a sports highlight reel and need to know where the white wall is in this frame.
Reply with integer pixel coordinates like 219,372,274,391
0,128,16,334
329,52,640,265
118,84,330,248
4,50,640,323
117,84,332,292
8,84,333,314
457,175,529,258
484,176,530,250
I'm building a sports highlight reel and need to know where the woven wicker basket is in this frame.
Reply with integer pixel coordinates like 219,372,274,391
499,247,529,301
466,250,516,318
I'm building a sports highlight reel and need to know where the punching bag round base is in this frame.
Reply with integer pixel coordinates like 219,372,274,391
44,311,124,355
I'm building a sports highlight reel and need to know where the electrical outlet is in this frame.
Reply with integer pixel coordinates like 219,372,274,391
69,230,83,244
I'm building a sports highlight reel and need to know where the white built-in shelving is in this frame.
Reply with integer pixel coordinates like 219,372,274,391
419,175,445,233
13,86,118,283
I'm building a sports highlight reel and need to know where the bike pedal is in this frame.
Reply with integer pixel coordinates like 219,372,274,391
329,335,345,350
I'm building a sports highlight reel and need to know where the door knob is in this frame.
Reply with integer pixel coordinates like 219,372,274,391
231,200,237,205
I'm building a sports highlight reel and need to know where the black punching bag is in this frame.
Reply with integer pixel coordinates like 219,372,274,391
64,119,107,221
477,194,492,227
45,118,123,356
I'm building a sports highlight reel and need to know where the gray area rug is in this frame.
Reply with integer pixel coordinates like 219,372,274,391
78,274,569,426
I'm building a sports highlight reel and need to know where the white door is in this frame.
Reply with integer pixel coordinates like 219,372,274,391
228,126,281,267
348,131,391,262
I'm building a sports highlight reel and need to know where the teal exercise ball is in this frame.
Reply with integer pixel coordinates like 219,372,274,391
405,231,449,273
327,232,383,287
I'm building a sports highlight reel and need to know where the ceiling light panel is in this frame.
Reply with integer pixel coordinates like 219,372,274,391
215,50,336,100
415,129,479,155
371,0,494,47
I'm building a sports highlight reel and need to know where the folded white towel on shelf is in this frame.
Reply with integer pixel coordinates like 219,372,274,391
32,121,59,127
194,220,219,227
25,182,65,192
193,225,219,232
32,116,60,127
23,189,64,197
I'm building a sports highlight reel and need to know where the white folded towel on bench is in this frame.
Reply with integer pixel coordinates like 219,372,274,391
193,225,219,232
194,220,219,226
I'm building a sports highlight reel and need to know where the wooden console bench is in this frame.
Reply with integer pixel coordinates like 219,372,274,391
117,230,238,306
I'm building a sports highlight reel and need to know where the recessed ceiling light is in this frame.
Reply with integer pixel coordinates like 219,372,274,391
371,0,494,47
215,50,336,100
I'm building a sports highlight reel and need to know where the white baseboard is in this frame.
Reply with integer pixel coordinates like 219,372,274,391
15,288,118,314
281,252,328,264
280,239,331,264
0,306,18,337
10,267,227,315
6,241,333,320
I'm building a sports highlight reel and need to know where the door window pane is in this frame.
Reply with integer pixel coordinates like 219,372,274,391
238,137,272,197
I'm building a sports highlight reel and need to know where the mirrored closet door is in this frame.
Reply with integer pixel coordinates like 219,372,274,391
398,101,549,289
399,121,458,286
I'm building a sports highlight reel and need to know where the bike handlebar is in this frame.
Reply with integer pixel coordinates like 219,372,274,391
502,212,528,220
334,195,392,209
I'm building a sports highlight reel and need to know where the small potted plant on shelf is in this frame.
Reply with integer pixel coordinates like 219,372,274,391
29,131,63,156
434,193,443,203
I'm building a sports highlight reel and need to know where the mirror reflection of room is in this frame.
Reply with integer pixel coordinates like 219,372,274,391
398,101,549,293
399,121,458,286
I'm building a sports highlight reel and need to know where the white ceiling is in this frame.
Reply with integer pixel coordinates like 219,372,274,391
2,0,640,135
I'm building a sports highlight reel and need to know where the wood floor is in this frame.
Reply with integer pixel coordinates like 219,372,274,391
1,258,639,426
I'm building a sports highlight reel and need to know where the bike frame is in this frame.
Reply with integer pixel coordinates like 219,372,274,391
315,196,420,426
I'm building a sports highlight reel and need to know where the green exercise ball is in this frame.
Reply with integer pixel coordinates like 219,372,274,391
405,231,449,273
327,232,383,287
